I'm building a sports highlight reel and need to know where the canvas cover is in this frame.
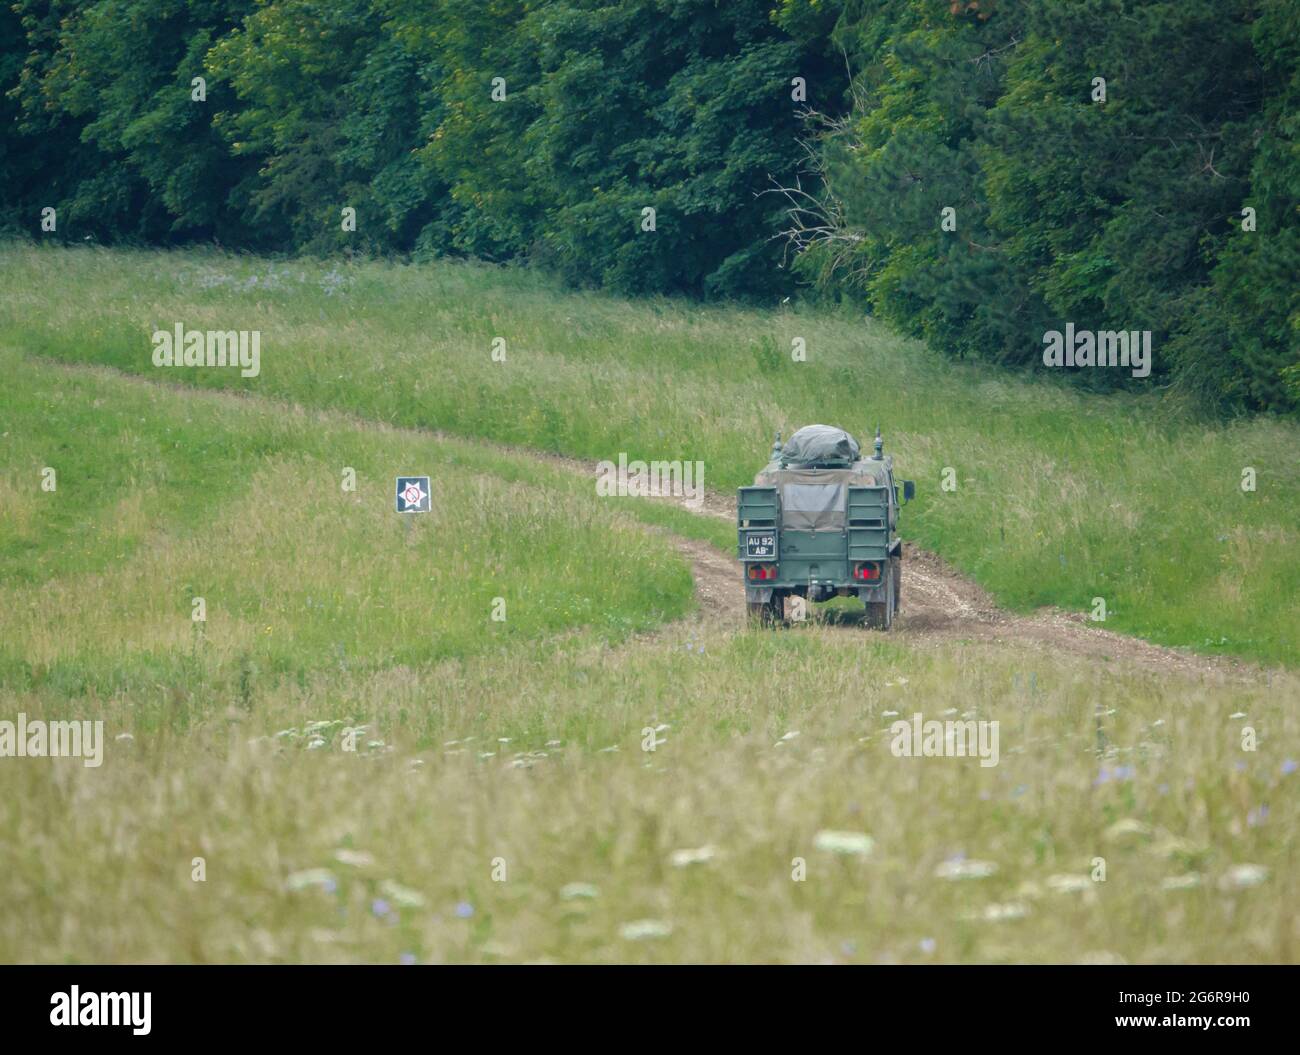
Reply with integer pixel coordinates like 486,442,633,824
753,465,884,531
779,424,860,467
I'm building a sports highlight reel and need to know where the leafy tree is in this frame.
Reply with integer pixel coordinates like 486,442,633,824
207,0,419,250
388,0,846,297
7,0,257,242
801,0,1295,410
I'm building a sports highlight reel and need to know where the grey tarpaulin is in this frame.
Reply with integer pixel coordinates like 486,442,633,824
753,466,883,530
779,424,860,467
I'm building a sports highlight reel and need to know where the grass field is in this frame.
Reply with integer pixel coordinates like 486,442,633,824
0,347,697,705
2,244,1296,664
1,242,1297,963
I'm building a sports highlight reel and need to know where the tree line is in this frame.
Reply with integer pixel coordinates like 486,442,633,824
3,0,1296,412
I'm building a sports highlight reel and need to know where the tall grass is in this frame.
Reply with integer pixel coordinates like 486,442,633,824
2,243,1295,663
1,260,1297,964
2,617,1296,963
0,349,693,705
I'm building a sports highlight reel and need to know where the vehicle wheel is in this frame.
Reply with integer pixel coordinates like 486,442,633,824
865,569,896,631
747,592,784,626
891,556,902,612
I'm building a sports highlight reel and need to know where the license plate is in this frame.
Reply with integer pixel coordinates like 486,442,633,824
744,531,777,559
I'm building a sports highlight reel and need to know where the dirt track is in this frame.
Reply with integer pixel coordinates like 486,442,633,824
45,360,1258,681
593,472,1257,682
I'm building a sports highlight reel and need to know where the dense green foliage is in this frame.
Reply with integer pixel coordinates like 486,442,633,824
799,0,1299,411
2,0,1296,409
4,0,839,295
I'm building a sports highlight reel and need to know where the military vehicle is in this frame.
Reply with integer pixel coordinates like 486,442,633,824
737,424,914,629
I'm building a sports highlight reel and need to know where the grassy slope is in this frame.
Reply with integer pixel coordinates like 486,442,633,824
0,348,694,707
1,244,1298,964
4,590,1298,964
2,243,1295,664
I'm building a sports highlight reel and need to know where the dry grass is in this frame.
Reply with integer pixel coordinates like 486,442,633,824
2,242,1296,662
1,247,1296,964
2,623,1296,963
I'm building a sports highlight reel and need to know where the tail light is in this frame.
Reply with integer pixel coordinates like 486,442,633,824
853,562,881,581
747,564,777,581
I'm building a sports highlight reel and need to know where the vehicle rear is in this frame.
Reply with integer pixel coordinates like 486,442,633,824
738,426,909,629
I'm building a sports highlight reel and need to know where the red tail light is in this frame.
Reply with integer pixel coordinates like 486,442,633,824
854,562,881,581
748,564,776,580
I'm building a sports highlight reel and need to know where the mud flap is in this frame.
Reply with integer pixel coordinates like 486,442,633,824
859,566,895,630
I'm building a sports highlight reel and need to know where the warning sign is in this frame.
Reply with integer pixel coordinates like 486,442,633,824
395,476,431,513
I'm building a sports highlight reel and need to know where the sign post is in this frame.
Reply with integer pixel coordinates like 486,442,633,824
396,476,431,544
395,476,431,514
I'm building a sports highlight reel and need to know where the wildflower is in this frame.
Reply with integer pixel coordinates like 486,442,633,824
669,846,717,868
970,902,1029,922
935,858,997,880
1103,819,1151,844
619,919,672,941
378,881,425,910
334,849,375,868
1219,864,1268,890
813,831,875,858
284,868,337,893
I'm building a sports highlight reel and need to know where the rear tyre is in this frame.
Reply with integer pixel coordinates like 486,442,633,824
865,568,896,631
747,591,784,626
891,556,902,612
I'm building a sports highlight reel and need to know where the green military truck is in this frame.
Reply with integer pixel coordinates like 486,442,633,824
737,424,914,629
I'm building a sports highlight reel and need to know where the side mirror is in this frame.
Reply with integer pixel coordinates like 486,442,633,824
902,480,916,503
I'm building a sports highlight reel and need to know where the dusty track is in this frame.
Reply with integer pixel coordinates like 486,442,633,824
44,359,1259,680
587,473,1257,682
